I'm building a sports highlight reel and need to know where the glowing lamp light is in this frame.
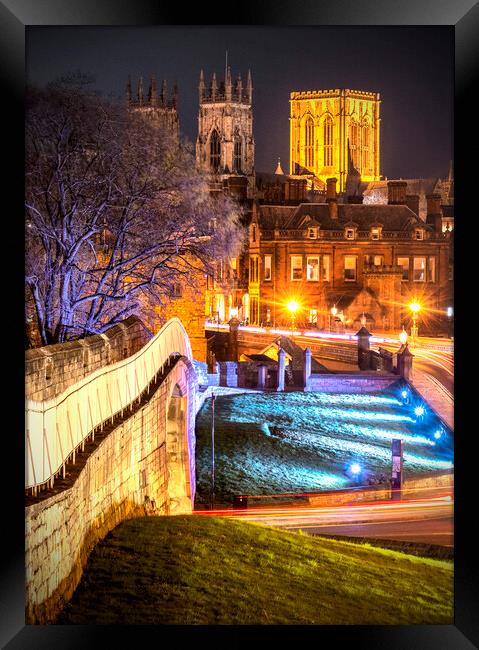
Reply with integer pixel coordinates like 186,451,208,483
434,430,442,440
350,463,362,475
399,327,408,346
401,390,408,400
331,305,338,317
447,306,453,318
409,302,421,313
414,405,425,417
287,300,299,314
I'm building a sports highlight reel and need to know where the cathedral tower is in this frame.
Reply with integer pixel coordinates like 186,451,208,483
196,68,255,198
290,89,381,193
126,75,179,139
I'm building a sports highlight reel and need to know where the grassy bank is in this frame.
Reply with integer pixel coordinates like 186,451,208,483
56,515,453,625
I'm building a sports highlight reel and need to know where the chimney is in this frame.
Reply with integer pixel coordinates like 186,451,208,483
387,180,407,205
406,194,420,217
426,193,443,235
326,177,338,219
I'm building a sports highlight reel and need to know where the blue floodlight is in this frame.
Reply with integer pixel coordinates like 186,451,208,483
434,429,442,440
350,463,362,475
414,405,425,417
401,390,408,399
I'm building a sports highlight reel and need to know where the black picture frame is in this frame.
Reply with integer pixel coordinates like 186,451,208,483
2,1,477,647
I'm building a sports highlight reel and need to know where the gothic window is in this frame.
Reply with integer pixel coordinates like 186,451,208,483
362,120,370,171
350,120,359,168
233,129,242,173
210,129,221,173
323,116,333,167
305,117,314,169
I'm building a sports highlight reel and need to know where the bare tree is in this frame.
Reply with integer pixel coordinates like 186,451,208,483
25,79,244,346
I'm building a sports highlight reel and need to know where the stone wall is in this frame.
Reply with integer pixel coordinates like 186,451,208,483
308,373,399,393
25,316,152,402
25,357,196,625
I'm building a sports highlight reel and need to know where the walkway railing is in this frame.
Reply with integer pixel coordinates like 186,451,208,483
25,318,192,492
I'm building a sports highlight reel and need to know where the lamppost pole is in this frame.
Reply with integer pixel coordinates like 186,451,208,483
211,392,215,510
409,302,420,348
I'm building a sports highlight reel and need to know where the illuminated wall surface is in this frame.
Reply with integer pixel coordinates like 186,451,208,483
290,89,381,193
195,388,453,503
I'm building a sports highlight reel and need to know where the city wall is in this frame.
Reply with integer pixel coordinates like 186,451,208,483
25,357,196,625
25,316,152,401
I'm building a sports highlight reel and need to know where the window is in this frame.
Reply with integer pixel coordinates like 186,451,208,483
322,255,331,282
323,116,333,167
345,228,355,240
415,229,424,240
427,256,436,283
307,256,320,281
350,120,359,168
249,255,259,283
413,257,426,282
397,257,410,281
251,225,257,242
210,129,221,172
305,117,314,168
371,227,380,240
309,309,318,324
172,283,183,298
233,129,242,172
344,256,357,281
308,226,318,239
365,255,383,267
291,256,303,281
264,255,272,281
362,121,370,171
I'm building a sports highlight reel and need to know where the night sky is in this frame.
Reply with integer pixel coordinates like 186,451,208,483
26,26,453,180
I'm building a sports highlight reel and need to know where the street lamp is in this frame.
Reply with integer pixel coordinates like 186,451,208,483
399,327,408,346
409,302,421,347
287,300,299,333
330,304,338,332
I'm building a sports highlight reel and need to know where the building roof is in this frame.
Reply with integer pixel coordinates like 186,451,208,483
257,202,427,232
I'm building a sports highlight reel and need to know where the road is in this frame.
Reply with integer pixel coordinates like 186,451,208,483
208,492,454,546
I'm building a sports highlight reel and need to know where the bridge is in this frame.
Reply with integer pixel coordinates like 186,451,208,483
25,318,199,624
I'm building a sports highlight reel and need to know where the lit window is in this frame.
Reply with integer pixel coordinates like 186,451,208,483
345,228,355,240
413,257,426,282
323,116,333,167
308,226,318,239
309,309,318,324
344,256,357,281
291,256,303,281
264,255,272,281
365,255,383,267
371,228,380,240
427,256,436,283
249,255,259,283
397,257,409,281
322,255,331,282
305,117,314,169
307,256,319,281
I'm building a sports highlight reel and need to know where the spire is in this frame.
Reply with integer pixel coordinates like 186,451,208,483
138,76,144,104
225,65,232,101
275,158,284,175
160,79,167,106
199,69,205,103
236,73,242,101
247,69,252,104
126,75,132,104
148,74,157,105
448,159,453,181
211,72,217,101
172,80,178,109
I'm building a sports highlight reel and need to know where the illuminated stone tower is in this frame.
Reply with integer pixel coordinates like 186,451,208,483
290,89,381,193
126,75,179,138
196,68,255,198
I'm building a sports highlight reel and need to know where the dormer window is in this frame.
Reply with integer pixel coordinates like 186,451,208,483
371,227,381,240
345,228,355,240
308,226,318,239
415,228,424,240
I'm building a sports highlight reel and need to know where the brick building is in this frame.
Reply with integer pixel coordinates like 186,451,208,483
247,178,452,334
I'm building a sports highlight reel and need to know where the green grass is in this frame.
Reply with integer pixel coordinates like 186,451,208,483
56,515,453,625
